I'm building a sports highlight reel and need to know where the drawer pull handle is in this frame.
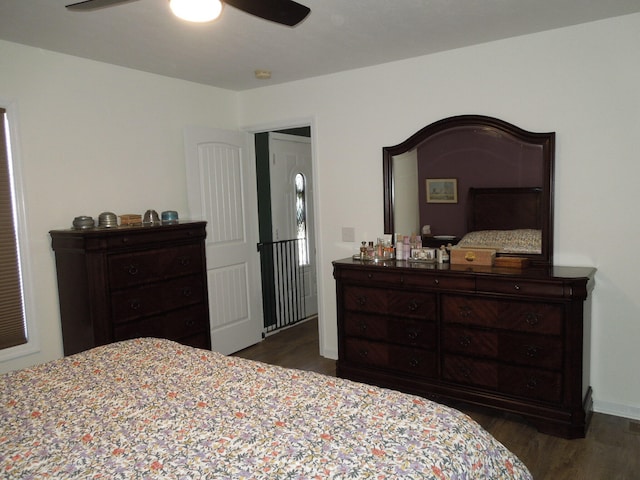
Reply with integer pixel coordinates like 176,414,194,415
367,273,373,279
459,336,471,347
433,279,440,285
459,367,471,378
458,306,472,318
182,287,193,297
514,284,521,290
185,318,195,327
179,256,191,267
526,377,538,390
127,265,139,276
407,300,419,311
129,300,141,311
407,330,418,340
358,349,369,358
359,322,368,332
525,346,539,357
357,296,367,306
409,358,420,368
524,312,540,326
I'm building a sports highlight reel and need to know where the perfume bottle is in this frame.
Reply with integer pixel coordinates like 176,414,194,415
395,235,403,260
367,241,375,259
376,238,384,258
438,245,449,263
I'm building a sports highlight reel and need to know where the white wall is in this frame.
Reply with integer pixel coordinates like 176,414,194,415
239,13,640,420
0,40,239,372
1,12,639,420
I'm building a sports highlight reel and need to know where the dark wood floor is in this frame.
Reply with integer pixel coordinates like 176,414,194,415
235,318,640,480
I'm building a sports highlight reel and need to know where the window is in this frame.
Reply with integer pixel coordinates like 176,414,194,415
0,106,30,354
294,173,309,266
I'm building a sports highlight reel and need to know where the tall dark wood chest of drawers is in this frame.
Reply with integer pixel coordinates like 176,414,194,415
50,222,210,356
333,258,596,439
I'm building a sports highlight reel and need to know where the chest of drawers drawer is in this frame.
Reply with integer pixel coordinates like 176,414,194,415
113,304,208,342
338,266,475,292
344,312,436,349
388,291,436,319
104,224,205,249
442,354,562,403
442,295,563,335
344,338,437,378
343,286,388,313
339,268,404,285
442,326,562,369
344,286,436,319
110,274,205,323
108,244,203,288
476,277,566,298
402,273,475,291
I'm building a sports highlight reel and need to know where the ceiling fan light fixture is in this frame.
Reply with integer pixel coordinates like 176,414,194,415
169,0,223,23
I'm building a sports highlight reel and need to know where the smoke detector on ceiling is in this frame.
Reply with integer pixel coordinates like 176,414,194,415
254,70,272,80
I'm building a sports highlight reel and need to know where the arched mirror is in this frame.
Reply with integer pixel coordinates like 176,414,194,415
383,115,555,266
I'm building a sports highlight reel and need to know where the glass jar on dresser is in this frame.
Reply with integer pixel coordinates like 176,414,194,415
333,257,595,439
50,222,210,356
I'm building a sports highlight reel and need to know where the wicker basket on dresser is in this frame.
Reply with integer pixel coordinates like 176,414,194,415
333,257,595,439
50,222,210,356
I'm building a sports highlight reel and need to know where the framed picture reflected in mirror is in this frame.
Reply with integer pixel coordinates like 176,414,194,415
426,178,458,203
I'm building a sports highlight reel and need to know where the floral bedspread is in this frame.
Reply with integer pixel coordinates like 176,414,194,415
1,338,532,479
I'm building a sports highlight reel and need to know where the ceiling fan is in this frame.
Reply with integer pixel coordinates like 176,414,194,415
65,0,311,27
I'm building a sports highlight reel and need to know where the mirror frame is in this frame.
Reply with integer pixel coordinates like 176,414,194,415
383,115,555,266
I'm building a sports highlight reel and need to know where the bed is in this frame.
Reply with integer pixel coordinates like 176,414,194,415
466,187,543,235
455,186,545,261
1,338,532,479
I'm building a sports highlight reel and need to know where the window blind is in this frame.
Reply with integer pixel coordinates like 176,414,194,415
0,108,27,349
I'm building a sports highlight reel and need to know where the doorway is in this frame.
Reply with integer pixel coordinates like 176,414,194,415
255,127,318,334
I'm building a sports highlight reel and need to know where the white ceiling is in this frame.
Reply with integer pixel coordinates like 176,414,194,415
1,0,639,91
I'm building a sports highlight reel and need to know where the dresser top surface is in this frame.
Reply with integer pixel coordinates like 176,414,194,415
50,221,206,237
333,257,596,281
50,221,208,252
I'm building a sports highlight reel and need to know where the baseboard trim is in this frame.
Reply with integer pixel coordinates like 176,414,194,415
321,347,338,360
594,400,640,421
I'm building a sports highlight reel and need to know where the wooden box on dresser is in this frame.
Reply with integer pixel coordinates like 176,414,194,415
333,258,596,439
50,222,210,356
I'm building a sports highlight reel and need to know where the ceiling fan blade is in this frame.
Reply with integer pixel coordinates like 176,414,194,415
224,0,310,26
66,0,139,11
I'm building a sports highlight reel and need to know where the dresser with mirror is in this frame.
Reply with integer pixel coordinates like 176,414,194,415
333,115,595,438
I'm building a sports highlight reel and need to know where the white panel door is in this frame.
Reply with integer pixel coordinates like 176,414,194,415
184,127,263,354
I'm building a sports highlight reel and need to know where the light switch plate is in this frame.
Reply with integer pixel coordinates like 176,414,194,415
342,227,355,242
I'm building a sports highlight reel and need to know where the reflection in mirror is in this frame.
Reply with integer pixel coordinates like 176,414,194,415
391,150,419,235
383,115,555,266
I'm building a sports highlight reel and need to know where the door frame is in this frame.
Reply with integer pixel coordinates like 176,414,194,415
243,117,326,355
